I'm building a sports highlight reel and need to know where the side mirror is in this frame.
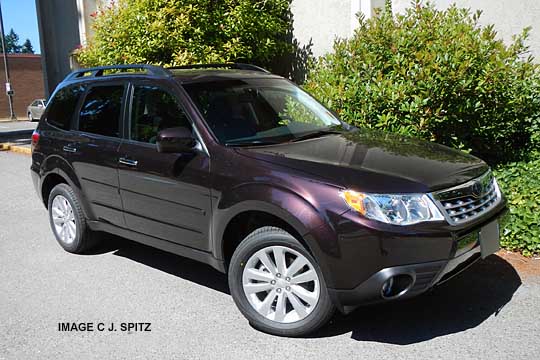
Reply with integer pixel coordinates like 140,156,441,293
156,126,197,153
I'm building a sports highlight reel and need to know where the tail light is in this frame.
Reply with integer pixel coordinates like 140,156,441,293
31,130,40,152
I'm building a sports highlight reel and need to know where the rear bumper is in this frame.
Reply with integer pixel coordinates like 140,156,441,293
30,165,42,203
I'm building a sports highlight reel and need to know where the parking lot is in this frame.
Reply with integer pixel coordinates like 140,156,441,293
1,150,539,359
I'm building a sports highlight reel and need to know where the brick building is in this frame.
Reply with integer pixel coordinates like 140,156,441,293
0,54,45,119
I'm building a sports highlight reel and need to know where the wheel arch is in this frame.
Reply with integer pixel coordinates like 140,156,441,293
41,172,68,208
40,155,93,219
219,208,310,268
212,183,336,285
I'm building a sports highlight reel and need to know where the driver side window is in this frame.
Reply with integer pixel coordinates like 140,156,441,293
130,85,191,143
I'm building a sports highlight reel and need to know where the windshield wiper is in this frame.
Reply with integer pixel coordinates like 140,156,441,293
225,140,280,147
289,129,342,142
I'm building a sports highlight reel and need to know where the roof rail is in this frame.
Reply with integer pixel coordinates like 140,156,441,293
167,63,270,73
65,64,171,81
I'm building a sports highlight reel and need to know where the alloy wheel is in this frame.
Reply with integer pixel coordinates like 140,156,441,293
51,195,77,245
242,245,320,323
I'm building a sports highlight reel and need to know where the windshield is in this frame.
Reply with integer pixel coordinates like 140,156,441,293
183,79,344,145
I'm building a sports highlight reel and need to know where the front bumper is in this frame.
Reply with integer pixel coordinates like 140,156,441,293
317,203,507,314
328,245,483,313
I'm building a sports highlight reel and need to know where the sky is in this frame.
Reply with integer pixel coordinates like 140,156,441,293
1,0,41,54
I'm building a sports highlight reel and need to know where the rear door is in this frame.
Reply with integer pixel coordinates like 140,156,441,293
117,80,212,251
38,84,85,172
69,83,127,227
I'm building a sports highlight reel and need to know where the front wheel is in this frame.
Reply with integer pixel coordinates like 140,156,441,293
228,226,334,337
27,112,33,121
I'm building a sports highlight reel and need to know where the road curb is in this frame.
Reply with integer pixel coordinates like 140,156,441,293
0,143,31,155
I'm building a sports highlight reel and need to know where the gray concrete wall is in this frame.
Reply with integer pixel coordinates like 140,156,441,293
35,0,81,97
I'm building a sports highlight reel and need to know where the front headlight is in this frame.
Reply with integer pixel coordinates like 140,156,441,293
340,190,444,225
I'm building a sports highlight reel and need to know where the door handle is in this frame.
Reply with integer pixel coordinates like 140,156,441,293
119,157,138,167
63,145,77,153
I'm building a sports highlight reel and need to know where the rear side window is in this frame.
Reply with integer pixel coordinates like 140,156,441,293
78,85,124,137
46,85,85,130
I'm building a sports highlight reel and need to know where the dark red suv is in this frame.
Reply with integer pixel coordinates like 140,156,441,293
31,64,506,336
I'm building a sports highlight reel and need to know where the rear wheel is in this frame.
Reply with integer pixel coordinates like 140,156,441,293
48,183,100,253
228,226,334,337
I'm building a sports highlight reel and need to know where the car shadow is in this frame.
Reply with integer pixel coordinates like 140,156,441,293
92,235,230,295
91,237,521,344
311,255,522,344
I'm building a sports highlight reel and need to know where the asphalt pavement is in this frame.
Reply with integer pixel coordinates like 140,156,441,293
1,151,539,359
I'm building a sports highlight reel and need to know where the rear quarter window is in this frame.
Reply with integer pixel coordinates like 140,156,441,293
77,85,124,138
45,85,85,130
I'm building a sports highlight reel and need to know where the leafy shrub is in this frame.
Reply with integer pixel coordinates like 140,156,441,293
304,1,540,165
495,157,540,256
75,0,292,70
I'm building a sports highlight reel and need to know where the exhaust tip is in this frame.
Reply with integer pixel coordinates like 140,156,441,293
381,274,414,299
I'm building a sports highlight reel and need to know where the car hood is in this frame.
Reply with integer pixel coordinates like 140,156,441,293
236,129,489,193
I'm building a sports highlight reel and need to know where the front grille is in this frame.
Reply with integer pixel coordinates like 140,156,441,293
432,171,500,225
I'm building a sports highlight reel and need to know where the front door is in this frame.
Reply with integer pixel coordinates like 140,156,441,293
117,82,212,251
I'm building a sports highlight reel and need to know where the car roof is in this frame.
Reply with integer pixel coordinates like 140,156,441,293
59,70,283,90
170,69,283,84
59,64,284,88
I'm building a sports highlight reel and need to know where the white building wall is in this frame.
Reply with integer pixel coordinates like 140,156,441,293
76,0,97,46
291,0,387,57
291,0,354,57
392,0,540,60
292,0,540,60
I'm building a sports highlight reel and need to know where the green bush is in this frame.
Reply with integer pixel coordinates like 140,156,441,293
305,1,540,165
75,0,292,70
495,157,540,257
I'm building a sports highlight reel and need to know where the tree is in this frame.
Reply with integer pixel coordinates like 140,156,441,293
21,39,34,54
75,0,293,71
2,28,21,53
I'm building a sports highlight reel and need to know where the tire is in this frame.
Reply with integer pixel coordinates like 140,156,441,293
228,226,335,337
28,112,33,121
47,183,100,253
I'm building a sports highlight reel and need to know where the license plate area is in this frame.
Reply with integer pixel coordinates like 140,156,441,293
480,220,500,258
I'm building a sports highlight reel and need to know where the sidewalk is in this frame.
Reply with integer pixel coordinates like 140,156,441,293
0,120,35,154
0,120,36,140
0,119,37,134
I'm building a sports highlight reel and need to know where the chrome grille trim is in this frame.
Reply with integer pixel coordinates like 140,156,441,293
430,171,501,225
